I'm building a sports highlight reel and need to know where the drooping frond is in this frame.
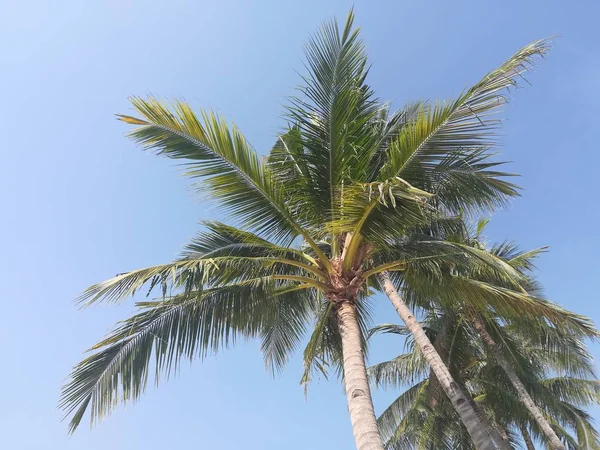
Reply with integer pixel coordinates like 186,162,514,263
301,294,375,387
61,279,315,432
451,278,596,334
368,351,428,388
367,323,411,338
541,378,600,407
376,380,428,444
260,284,317,373
301,300,341,386
507,322,597,377
79,221,325,306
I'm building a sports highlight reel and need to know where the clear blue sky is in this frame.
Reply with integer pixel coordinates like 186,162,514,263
2,1,599,448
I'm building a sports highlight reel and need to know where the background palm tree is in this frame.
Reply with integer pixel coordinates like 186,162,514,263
61,10,553,450
461,220,595,449
370,310,600,449
371,220,599,449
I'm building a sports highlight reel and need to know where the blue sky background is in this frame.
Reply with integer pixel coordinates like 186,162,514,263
2,1,599,448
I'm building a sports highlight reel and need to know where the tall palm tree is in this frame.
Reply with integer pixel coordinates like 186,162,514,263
370,310,600,449
61,11,549,450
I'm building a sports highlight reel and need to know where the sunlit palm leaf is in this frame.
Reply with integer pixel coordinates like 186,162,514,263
285,9,380,231
347,40,550,255
118,97,318,247
381,39,550,189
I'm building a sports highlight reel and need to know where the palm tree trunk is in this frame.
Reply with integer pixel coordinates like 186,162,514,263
459,379,512,450
520,424,536,450
337,300,385,450
377,272,504,450
431,317,507,449
472,317,565,450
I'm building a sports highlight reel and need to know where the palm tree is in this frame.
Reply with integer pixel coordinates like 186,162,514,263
458,221,595,450
61,11,549,450
475,320,600,450
370,311,600,449
372,220,598,449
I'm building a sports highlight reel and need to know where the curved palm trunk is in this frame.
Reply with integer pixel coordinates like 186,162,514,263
520,424,536,450
377,272,505,450
337,301,385,450
472,317,565,450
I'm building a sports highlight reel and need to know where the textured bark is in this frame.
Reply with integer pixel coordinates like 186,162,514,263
496,425,510,443
431,323,511,450
520,424,536,450
473,317,565,450
377,272,505,450
337,301,385,450
427,322,449,408
460,380,511,450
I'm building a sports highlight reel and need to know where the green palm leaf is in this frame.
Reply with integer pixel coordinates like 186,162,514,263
61,279,315,432
285,9,380,241
342,39,550,262
118,97,327,260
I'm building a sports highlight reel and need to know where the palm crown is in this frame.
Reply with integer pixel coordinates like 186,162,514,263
61,10,556,449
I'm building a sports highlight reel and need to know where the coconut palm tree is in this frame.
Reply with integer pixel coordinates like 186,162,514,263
61,10,550,450
370,311,600,449
371,220,598,449
456,220,596,450
475,318,600,450
374,219,599,449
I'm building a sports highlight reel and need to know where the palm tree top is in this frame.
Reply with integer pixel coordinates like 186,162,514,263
60,9,553,435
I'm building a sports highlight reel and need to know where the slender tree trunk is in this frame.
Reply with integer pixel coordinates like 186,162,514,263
431,322,510,450
337,300,385,450
459,380,511,450
377,272,505,450
472,317,565,450
496,424,511,445
520,424,536,450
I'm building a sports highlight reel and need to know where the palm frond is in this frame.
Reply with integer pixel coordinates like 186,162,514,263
489,242,548,272
541,378,600,407
79,221,325,306
380,39,551,211
285,9,380,234
118,97,329,260
260,284,316,373
301,300,341,386
62,278,315,432
349,38,552,257
301,293,374,387
368,351,428,388
368,323,411,338
377,380,428,445
367,102,425,181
